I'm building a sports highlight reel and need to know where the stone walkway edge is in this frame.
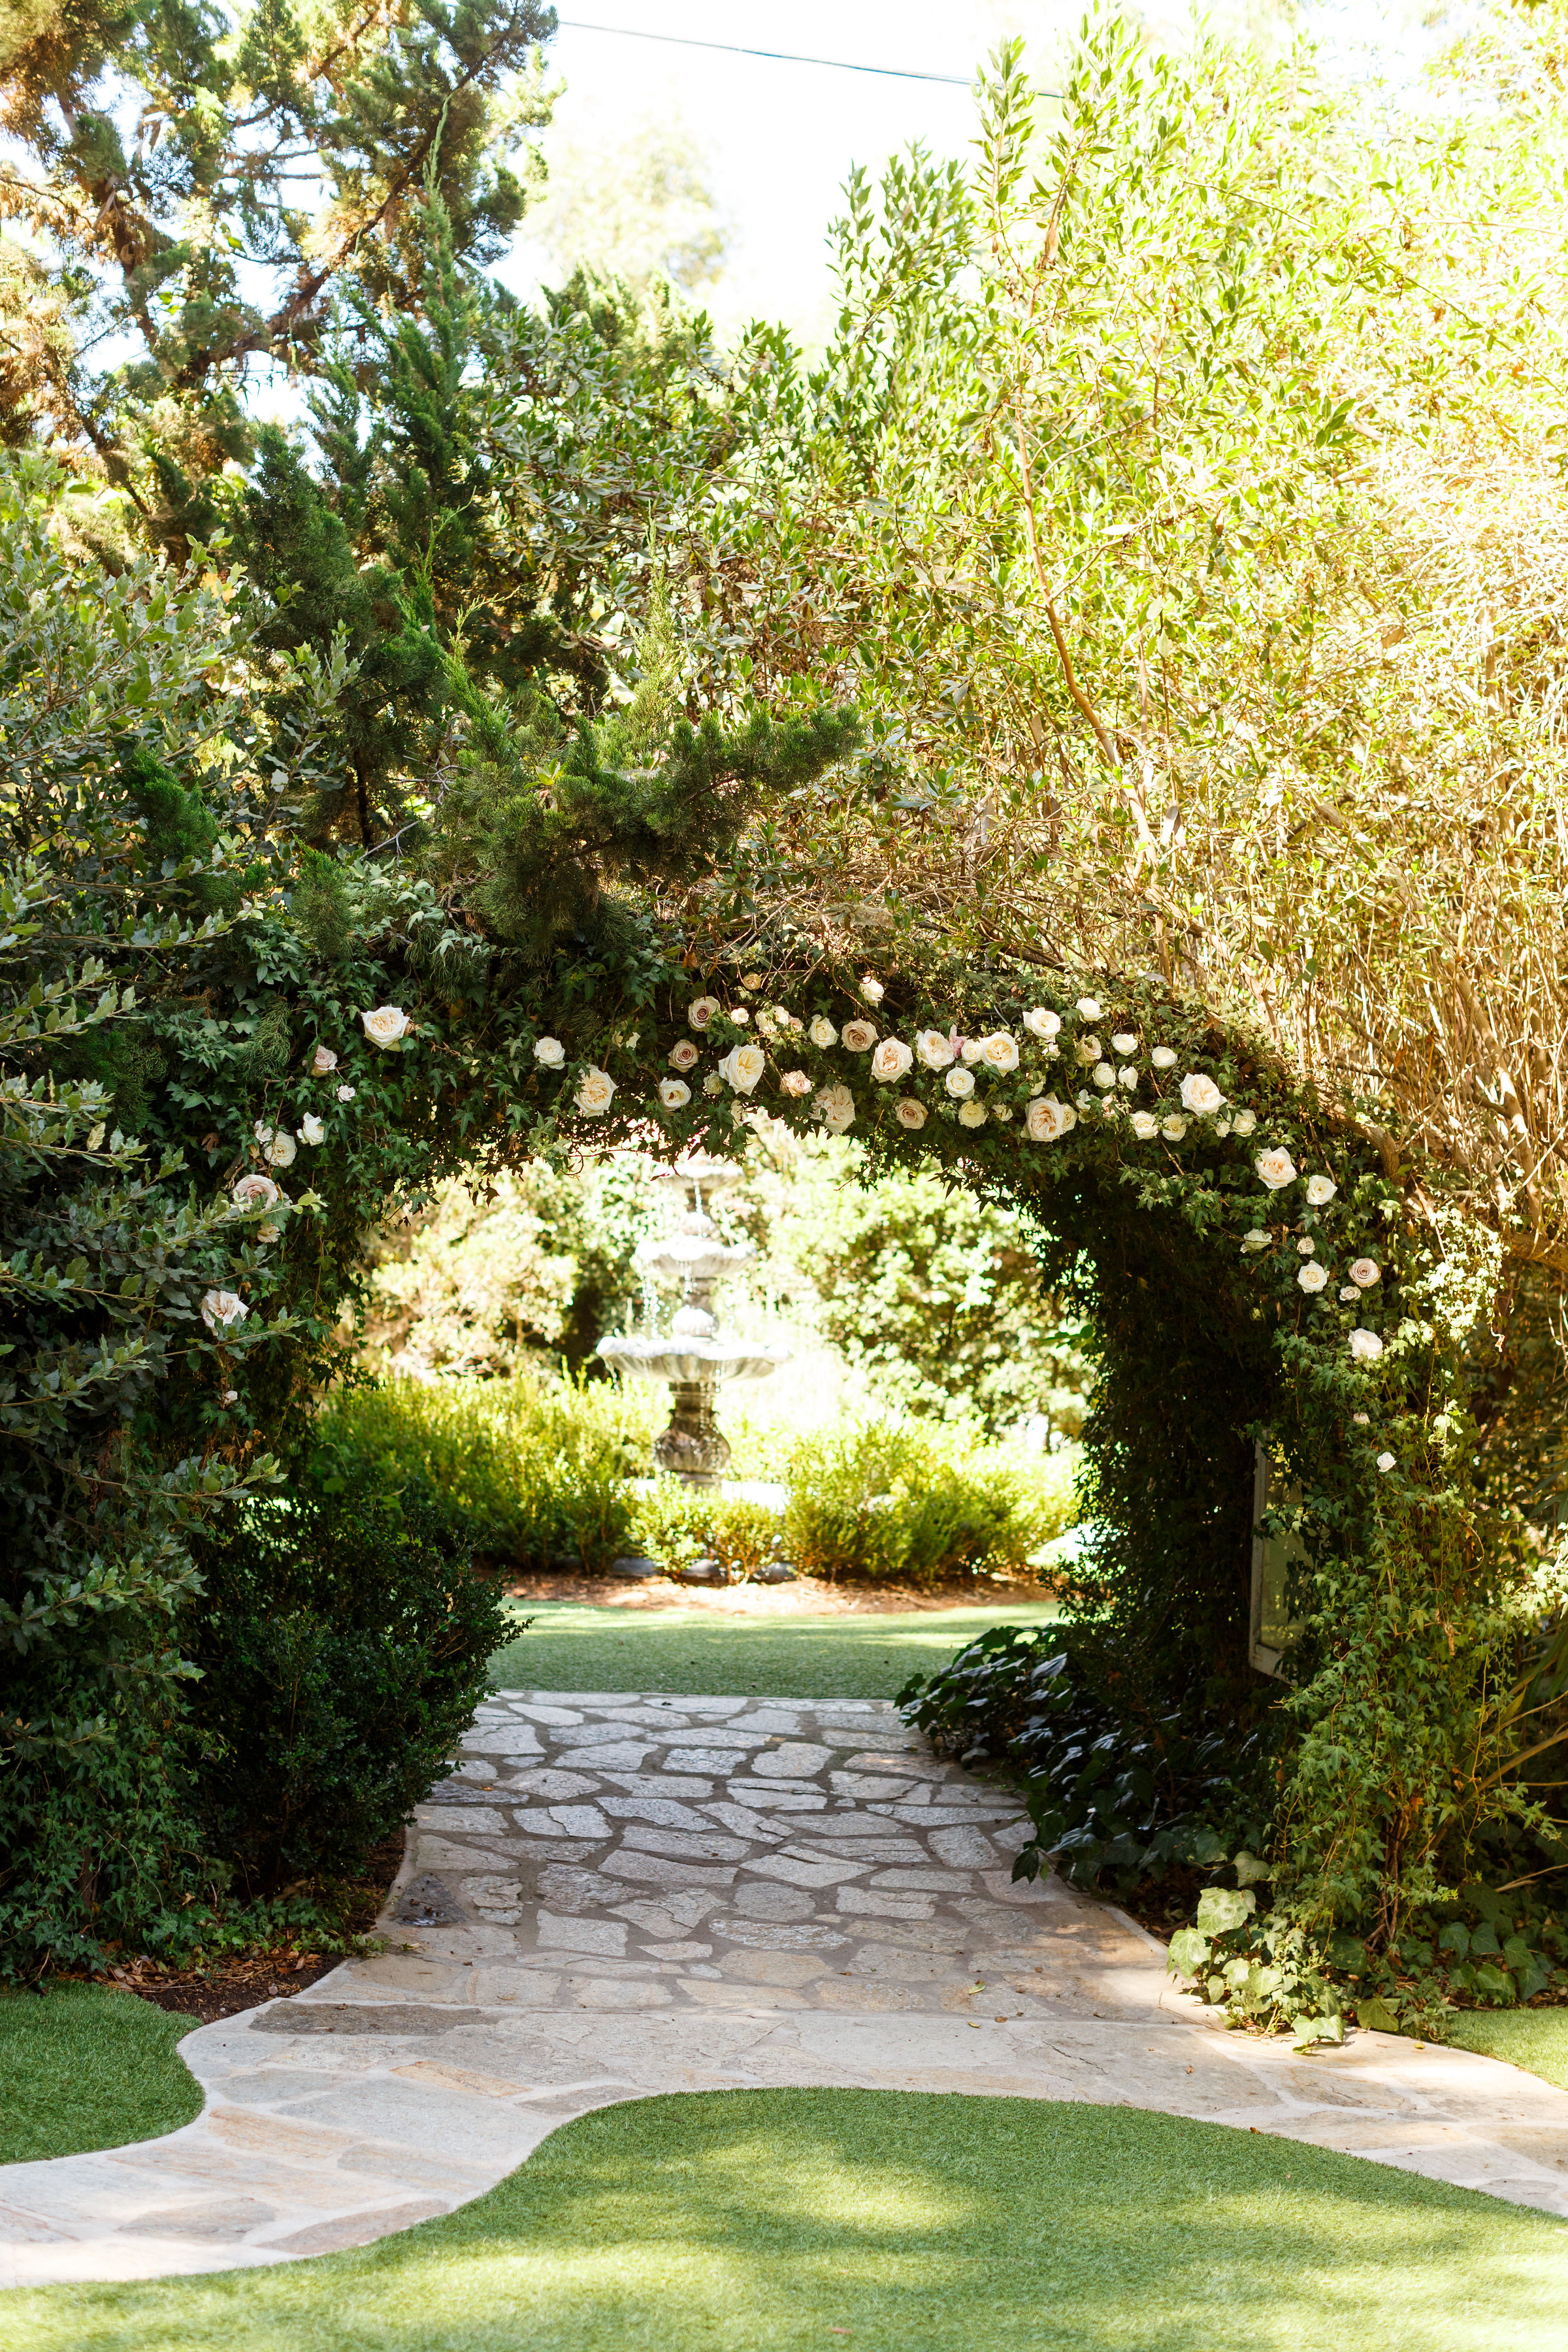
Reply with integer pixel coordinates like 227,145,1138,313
3,1689,1566,2290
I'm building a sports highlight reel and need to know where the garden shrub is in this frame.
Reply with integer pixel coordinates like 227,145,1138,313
782,1422,1072,1585
628,1481,783,1580
187,1458,508,1893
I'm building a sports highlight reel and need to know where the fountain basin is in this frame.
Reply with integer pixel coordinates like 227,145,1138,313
596,1335,790,1384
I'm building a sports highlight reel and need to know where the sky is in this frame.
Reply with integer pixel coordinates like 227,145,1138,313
496,1,1452,346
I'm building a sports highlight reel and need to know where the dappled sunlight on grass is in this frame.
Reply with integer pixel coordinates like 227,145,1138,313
7,2091,1568,2352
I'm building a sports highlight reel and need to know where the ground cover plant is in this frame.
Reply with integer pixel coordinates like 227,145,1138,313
4,2089,1567,2352
0,1983,199,2164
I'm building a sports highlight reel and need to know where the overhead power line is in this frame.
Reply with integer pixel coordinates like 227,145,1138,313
556,19,994,88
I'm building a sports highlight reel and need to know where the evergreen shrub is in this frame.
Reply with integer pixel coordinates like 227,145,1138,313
783,1423,1073,1585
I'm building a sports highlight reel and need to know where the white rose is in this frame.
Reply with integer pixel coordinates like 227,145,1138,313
361,1004,409,1050
1377,1452,1396,1473
1297,1237,1316,1256
1077,1090,1093,1109
773,1005,792,1025
1298,1263,1329,1294
1101,1096,1120,1119
1118,1066,1139,1090
860,975,885,1005
1022,1007,1061,1039
895,1098,926,1129
1092,1061,1116,1090
1305,1175,1337,1206
1179,1073,1225,1116
945,1066,975,1098
223,1389,238,1404
781,1070,813,1097
740,972,762,990
1025,1096,1075,1142
201,1288,248,1332
730,1005,750,1024
335,1083,356,1102
669,1039,700,1071
809,1016,838,1049
1074,1035,1102,1066
870,1037,914,1083
1350,1258,1381,1288
659,1078,691,1109
1232,1108,1257,1136
1076,996,1102,1020
1130,1111,1160,1140
719,1042,766,1094
959,1037,985,1064
1241,1229,1271,1252
1349,1328,1384,1362
576,1066,615,1115
1340,1286,1358,1302
534,1036,566,1068
1151,1047,1177,1070
298,1114,325,1147
981,1032,1020,1072
1354,1413,1370,1424
1111,1033,1137,1056
817,1081,855,1132
1214,1117,1232,1137
310,1044,338,1076
958,1100,987,1128
689,996,719,1030
233,1173,280,1212
915,1028,955,1070
1255,1147,1297,1190
253,1122,297,1169
841,1020,878,1053
1161,1114,1190,1141
993,1103,1013,1122
702,1073,724,1096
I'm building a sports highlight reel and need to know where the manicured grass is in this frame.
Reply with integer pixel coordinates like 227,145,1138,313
1443,2006,1568,2090
6,2089,1567,2351
0,1982,201,2164
489,1598,1061,1699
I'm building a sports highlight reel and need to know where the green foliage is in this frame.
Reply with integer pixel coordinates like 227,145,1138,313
782,1422,1068,1586
626,1482,783,1582
187,1457,507,1894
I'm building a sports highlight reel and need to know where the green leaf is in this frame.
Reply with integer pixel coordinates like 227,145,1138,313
1196,1887,1256,1935
1355,1995,1401,2034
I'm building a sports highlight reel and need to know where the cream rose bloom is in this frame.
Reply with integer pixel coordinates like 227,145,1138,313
669,1039,700,1071
719,1042,766,1094
1092,1061,1115,1090
310,1043,338,1076
336,1083,356,1103
1305,1175,1337,1207
1349,1258,1381,1288
1179,1073,1225,1116
1255,1147,1297,1190
1377,1452,1396,1473
980,1032,1019,1072
841,1019,878,1053
1130,1111,1160,1140
1151,1046,1177,1070
915,1028,955,1070
1076,996,1102,1020
233,1173,280,1212
298,1113,325,1147
1297,1237,1316,1255
1118,1066,1138,1090
1162,1115,1190,1141
361,1004,409,1050
957,1100,987,1128
993,1103,1013,1122
1025,1096,1075,1142
1349,1328,1384,1362
959,1037,984,1064
1232,1108,1257,1135
817,1081,856,1132
253,1122,297,1169
809,1016,838,1049
201,1288,248,1332
1074,1035,1102,1066
860,975,885,1005
689,996,719,1030
781,1070,813,1097
1298,1262,1329,1294
945,1066,975,1098
534,1036,566,1068
1111,1032,1137,1056
1340,1286,1358,1302
870,1037,914,1083
740,972,762,990
702,1072,724,1096
659,1078,691,1109
895,1098,926,1129
1241,1228,1271,1252
1022,1007,1061,1039
576,1066,615,1115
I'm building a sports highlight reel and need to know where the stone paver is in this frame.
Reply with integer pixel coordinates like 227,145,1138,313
4,1690,1567,2288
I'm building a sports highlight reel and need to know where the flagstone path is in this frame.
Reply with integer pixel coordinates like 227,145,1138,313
4,1688,1568,2289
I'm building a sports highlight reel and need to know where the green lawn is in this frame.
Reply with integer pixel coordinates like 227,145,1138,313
0,1982,201,2164
1443,2007,1568,2089
489,1598,1060,1700
6,2089,1567,2352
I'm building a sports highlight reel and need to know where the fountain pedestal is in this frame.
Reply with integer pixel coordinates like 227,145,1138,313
596,1154,790,1488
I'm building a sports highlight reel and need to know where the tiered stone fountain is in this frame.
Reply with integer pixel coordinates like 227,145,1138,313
596,1153,789,1486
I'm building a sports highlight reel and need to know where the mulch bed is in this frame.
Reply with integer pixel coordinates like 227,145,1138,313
107,1828,408,2026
